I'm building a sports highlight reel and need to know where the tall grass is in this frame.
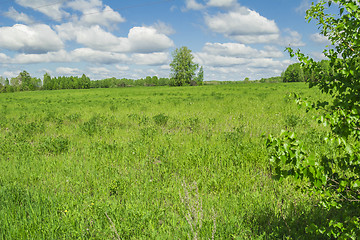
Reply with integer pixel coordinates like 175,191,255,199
0,83,330,239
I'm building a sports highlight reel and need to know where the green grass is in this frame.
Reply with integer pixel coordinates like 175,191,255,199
0,83,330,239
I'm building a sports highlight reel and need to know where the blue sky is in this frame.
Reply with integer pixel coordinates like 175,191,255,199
0,0,330,81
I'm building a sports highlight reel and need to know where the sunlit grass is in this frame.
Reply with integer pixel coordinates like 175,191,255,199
0,83,329,239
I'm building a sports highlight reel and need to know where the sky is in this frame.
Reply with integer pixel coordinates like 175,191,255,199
0,0,331,81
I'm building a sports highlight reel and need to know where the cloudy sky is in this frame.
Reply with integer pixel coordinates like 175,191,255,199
0,0,330,81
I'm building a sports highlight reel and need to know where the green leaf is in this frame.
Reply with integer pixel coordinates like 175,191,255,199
280,155,287,164
352,180,360,188
347,2,358,13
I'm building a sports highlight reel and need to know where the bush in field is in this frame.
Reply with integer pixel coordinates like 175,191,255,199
153,113,169,126
267,0,360,238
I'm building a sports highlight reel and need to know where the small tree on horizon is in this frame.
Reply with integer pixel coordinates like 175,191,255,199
170,46,199,86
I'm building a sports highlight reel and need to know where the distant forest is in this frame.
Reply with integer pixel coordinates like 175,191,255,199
0,72,174,93
0,59,342,93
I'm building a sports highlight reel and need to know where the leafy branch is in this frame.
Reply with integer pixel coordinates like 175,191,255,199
267,0,360,238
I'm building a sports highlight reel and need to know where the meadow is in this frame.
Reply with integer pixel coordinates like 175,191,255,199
0,83,331,239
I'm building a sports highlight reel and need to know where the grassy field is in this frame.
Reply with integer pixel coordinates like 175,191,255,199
0,83,330,239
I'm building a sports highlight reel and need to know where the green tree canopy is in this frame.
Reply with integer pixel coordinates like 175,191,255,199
283,63,305,82
170,46,199,86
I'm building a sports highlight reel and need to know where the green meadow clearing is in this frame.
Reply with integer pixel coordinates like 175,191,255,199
0,83,331,239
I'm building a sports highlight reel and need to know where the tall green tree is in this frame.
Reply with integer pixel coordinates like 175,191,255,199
43,73,51,90
81,74,90,89
170,46,199,86
267,0,360,238
196,66,204,85
19,71,32,91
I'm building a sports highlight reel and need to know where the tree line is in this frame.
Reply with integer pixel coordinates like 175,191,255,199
90,76,173,88
0,46,206,94
43,73,91,90
0,58,343,94
0,71,42,93
0,71,92,93
0,71,198,94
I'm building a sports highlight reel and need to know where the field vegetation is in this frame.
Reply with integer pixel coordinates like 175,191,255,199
0,82,333,239
1,0,359,238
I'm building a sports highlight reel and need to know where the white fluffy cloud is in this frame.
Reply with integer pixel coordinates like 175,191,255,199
0,24,64,54
189,2,304,47
70,48,128,64
64,0,126,28
207,0,237,7
116,65,130,71
193,41,287,80
66,0,102,11
15,0,68,20
195,52,248,67
0,53,10,63
260,46,284,58
79,5,126,28
56,23,125,51
3,47,168,66
205,7,280,44
232,34,280,44
202,42,284,59
131,52,170,66
87,67,112,79
202,42,258,57
151,21,176,35
281,29,305,47
56,24,174,53
185,0,238,10
185,0,205,10
310,33,331,44
56,67,81,75
3,71,21,79
127,27,174,53
14,0,125,26
204,57,290,81
248,58,283,68
89,67,111,74
7,48,128,65
12,50,69,64
5,7,34,24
